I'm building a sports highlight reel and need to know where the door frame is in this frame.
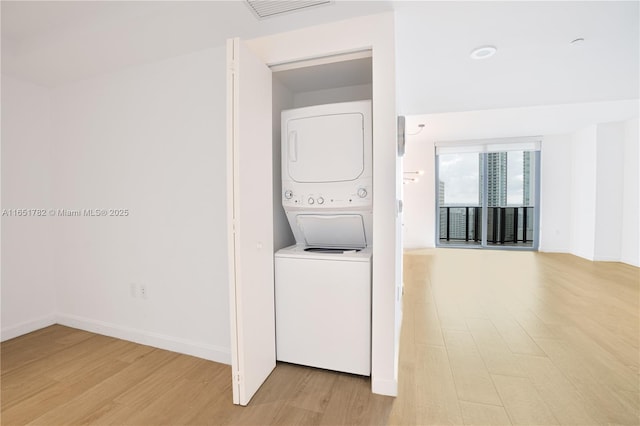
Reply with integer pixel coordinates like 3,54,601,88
228,12,400,400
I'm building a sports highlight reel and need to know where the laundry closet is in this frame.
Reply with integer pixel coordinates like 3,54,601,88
271,55,373,376
227,13,400,406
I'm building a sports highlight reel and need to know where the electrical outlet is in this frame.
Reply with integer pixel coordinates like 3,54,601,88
140,284,147,299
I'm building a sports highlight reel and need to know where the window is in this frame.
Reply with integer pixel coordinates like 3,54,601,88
436,137,540,249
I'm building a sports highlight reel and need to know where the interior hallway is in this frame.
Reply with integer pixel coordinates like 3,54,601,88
2,249,638,425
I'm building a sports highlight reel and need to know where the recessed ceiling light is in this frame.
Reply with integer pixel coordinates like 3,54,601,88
570,38,585,45
470,45,497,60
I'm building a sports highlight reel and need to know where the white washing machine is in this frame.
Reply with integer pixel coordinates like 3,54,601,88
275,245,371,375
275,100,373,375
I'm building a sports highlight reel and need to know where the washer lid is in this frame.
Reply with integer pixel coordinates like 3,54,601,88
296,214,366,248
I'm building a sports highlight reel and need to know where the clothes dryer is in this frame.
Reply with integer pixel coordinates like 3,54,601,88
281,100,372,248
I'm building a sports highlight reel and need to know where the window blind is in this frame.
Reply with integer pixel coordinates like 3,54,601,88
435,136,542,155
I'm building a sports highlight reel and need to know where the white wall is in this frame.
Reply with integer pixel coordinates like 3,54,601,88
1,75,57,340
567,120,638,264
594,123,625,261
621,117,640,266
272,77,295,251
402,136,435,249
49,47,231,362
293,83,372,108
570,125,598,260
539,134,572,252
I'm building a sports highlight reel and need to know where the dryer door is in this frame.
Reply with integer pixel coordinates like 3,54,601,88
286,113,364,183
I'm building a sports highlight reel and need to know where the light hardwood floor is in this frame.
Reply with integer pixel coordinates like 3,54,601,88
389,249,639,426
2,249,639,425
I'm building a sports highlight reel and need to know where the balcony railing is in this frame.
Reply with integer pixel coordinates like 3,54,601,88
439,206,534,245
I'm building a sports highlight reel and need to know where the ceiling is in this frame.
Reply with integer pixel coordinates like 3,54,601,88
274,56,372,93
395,1,639,114
1,1,638,117
405,99,639,143
1,1,391,87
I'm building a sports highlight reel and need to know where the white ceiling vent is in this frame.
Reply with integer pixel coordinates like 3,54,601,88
245,1,333,19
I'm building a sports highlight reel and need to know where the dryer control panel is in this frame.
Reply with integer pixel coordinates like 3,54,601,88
283,183,372,210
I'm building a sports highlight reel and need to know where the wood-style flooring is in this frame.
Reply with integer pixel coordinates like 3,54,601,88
1,249,638,425
390,249,639,425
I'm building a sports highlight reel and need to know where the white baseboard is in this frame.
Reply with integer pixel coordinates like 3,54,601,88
55,313,231,365
593,255,622,262
1,314,57,342
372,377,397,396
537,249,639,267
621,256,640,267
403,244,436,250
571,251,595,262
538,247,569,253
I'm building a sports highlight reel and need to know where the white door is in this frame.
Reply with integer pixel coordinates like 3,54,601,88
286,113,365,183
227,37,274,406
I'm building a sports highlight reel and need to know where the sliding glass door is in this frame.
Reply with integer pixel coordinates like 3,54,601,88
437,152,483,247
436,139,540,250
485,151,536,247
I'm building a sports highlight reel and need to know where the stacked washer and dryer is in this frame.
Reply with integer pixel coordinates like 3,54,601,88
275,100,373,376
